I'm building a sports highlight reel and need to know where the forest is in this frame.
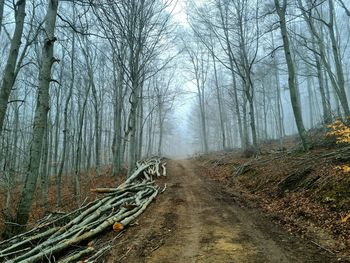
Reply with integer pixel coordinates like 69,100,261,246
0,0,350,262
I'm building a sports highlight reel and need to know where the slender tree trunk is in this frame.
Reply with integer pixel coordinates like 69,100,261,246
274,64,285,147
327,0,349,116
127,81,139,175
261,82,268,139
56,33,74,207
198,83,208,154
0,0,4,35
232,75,244,148
338,0,350,16
112,61,123,176
242,97,249,148
5,99,20,212
218,3,244,149
137,84,144,160
91,81,100,177
40,126,49,212
86,117,93,169
74,82,90,204
147,106,153,156
271,32,285,144
299,0,349,117
14,0,59,233
0,0,26,135
53,56,64,176
212,53,226,149
306,72,314,128
315,53,332,123
157,95,163,156
246,83,257,148
81,40,101,177
275,0,308,149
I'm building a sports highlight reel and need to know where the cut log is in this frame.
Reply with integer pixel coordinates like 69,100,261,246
0,157,166,263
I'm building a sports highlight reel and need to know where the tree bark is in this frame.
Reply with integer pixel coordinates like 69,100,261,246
212,53,226,149
0,0,4,35
327,0,349,116
112,57,124,176
57,33,74,207
217,3,244,148
14,0,59,232
74,80,90,204
298,0,349,117
40,125,49,212
274,0,308,150
0,0,26,135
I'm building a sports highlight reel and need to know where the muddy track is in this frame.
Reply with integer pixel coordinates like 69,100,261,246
105,160,335,262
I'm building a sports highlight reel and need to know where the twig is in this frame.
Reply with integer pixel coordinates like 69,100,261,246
311,241,336,255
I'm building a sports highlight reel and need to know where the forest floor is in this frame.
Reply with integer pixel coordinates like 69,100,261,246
1,133,349,262
103,158,345,263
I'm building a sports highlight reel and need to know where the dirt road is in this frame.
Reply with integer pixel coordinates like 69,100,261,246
106,160,334,262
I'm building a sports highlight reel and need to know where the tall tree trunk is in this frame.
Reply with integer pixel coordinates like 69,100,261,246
274,64,285,147
5,98,20,213
271,32,285,146
275,0,308,149
112,61,123,176
137,84,144,160
306,72,314,128
14,0,59,233
242,97,249,148
198,82,208,154
327,0,349,116
74,82,90,204
246,83,257,148
212,53,226,149
146,97,153,156
91,79,100,177
0,0,26,135
261,82,268,139
81,39,101,177
0,0,4,35
127,81,139,176
157,95,163,156
298,0,349,117
56,33,74,207
40,125,49,212
315,53,332,123
53,54,64,176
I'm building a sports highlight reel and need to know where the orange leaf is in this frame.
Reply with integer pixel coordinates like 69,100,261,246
113,222,124,232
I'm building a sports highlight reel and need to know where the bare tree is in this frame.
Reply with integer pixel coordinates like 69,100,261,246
14,0,59,233
0,0,26,135
274,0,308,149
298,0,350,117
184,39,210,153
94,0,173,174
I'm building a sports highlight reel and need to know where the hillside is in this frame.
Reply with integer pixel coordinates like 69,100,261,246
195,136,350,260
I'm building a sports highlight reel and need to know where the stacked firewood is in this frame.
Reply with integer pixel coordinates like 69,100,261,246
0,157,166,263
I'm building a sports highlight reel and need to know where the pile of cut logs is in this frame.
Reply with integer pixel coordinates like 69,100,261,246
0,157,166,263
